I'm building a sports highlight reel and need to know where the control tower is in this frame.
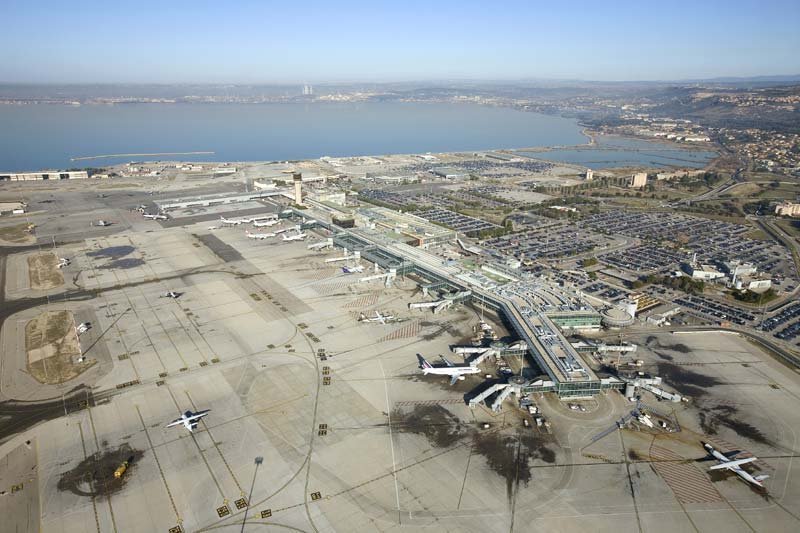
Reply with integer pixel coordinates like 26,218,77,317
293,172,303,206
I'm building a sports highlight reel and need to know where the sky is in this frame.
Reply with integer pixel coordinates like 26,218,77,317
1,0,798,84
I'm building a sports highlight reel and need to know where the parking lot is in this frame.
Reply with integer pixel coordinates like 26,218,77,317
581,281,629,302
416,207,500,236
583,211,799,285
483,224,616,262
466,185,552,206
761,302,800,343
601,244,687,273
674,295,756,326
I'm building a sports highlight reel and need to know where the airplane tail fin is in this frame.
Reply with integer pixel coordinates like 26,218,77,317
417,354,432,369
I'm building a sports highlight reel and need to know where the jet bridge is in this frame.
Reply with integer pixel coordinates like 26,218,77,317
359,268,396,288
491,386,515,412
325,250,360,263
308,238,334,251
469,383,509,409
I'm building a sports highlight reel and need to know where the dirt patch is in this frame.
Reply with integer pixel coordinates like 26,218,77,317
698,404,768,444
645,336,691,354
473,431,555,501
86,245,135,260
27,252,64,289
99,258,145,270
391,404,555,501
0,222,36,246
392,404,467,448
656,362,722,398
57,444,144,499
25,310,94,384
654,350,674,361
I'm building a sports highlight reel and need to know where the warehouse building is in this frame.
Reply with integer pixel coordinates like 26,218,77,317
0,170,88,181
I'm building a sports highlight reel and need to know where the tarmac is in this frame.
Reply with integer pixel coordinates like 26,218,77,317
1,181,799,532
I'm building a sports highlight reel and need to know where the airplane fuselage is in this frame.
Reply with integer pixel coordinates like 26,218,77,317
422,366,481,377
703,442,767,488
253,219,279,227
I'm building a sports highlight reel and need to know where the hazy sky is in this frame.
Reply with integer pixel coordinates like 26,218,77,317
1,0,798,83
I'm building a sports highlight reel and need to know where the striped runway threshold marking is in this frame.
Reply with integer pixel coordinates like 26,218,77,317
312,280,352,296
343,293,379,309
649,444,723,504
379,321,421,342
395,398,464,407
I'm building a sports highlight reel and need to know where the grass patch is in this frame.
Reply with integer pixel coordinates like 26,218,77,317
0,222,36,245
27,252,64,289
25,310,94,384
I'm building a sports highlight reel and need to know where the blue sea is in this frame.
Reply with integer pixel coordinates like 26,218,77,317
519,135,717,169
0,102,715,172
0,102,589,172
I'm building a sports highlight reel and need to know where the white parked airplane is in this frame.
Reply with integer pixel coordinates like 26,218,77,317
220,216,244,225
703,442,769,488
637,413,654,428
253,219,279,227
417,354,481,385
342,265,364,274
358,310,395,324
143,213,167,220
161,291,181,299
165,409,210,432
57,258,71,268
246,230,276,240
282,232,307,242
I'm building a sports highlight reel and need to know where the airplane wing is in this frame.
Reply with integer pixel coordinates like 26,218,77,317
449,375,459,386
441,356,455,367
709,457,757,470
166,418,184,428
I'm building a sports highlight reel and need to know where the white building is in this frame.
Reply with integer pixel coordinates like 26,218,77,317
0,170,88,181
746,279,772,291
0,202,26,215
629,172,647,188
723,260,757,278
311,192,346,206
212,167,237,176
775,202,800,217
687,264,725,281
585,169,594,181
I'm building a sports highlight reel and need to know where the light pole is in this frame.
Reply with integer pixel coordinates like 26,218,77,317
240,456,263,532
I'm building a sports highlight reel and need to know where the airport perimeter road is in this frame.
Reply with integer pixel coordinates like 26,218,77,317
757,217,800,277
676,166,744,205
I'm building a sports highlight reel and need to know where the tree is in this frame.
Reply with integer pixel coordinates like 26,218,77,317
583,257,598,268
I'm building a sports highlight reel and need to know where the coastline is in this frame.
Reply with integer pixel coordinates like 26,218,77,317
0,101,719,174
